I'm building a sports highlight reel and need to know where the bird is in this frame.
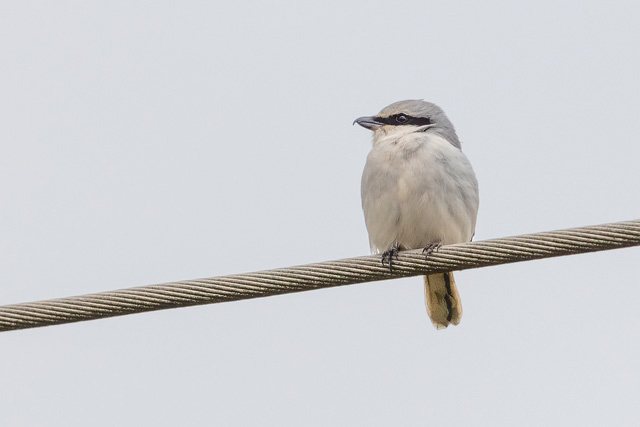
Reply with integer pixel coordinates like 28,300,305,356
354,100,479,329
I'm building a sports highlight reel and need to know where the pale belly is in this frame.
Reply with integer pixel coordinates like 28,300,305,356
361,133,479,253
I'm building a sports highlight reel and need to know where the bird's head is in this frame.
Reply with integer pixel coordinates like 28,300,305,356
353,99,460,147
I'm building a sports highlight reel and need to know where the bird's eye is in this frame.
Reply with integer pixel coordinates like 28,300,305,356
395,114,409,124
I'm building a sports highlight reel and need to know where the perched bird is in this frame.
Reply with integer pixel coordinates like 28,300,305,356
354,100,479,329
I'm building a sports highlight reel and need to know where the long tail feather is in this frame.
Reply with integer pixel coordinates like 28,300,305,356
424,272,462,329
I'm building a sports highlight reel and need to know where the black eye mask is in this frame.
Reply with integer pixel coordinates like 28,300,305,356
374,114,433,126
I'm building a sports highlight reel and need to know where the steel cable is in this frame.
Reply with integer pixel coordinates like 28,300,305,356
1,219,639,332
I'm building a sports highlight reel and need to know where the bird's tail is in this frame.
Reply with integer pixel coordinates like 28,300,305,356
424,272,462,329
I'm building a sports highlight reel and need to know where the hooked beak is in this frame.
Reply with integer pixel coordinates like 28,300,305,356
353,116,382,130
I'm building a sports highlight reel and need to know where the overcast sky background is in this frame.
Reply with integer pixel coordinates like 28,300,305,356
1,1,639,426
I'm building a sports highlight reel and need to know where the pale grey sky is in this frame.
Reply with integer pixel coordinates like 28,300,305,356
1,1,639,426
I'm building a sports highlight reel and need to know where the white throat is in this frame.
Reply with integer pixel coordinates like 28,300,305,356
372,125,434,146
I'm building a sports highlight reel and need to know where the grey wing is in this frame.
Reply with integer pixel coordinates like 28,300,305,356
361,159,400,253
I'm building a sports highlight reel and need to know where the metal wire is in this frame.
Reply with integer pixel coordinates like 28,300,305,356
1,219,639,332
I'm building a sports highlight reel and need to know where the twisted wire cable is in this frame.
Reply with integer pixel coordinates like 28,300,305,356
1,219,639,332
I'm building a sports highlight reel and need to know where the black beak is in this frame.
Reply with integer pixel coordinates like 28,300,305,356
353,116,382,130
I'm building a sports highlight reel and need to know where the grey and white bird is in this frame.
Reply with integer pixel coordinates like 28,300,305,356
355,100,479,329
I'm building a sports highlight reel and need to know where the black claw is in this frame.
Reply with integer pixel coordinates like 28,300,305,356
422,243,442,260
381,244,400,272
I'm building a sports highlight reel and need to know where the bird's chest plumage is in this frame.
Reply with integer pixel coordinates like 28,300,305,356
361,132,478,253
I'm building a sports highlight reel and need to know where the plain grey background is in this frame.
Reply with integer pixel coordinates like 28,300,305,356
1,1,639,426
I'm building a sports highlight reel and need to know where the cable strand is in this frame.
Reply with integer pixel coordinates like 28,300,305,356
1,219,639,332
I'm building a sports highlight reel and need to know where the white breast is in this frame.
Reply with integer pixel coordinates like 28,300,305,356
361,131,479,253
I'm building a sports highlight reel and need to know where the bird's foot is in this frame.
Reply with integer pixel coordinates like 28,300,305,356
381,244,400,272
422,242,442,260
